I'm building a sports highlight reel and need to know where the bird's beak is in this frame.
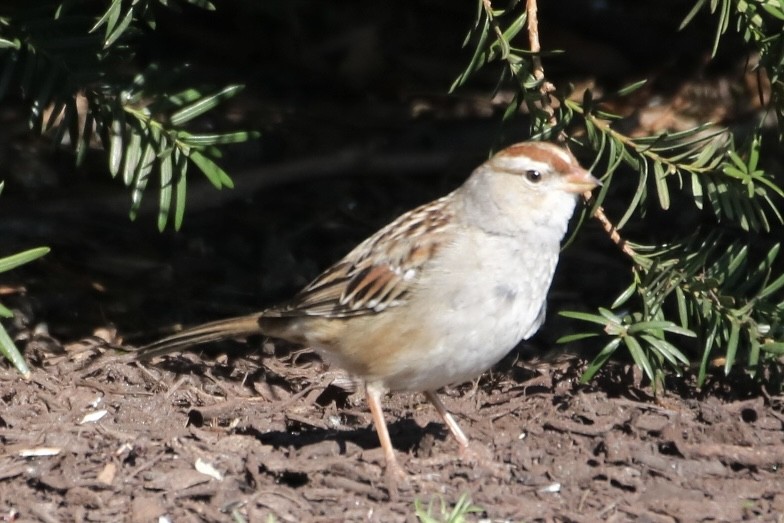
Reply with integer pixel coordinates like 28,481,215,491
563,168,601,194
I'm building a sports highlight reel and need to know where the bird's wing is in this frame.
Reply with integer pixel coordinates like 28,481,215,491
266,194,456,318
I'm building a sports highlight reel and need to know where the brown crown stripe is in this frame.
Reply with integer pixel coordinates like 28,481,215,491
495,143,575,174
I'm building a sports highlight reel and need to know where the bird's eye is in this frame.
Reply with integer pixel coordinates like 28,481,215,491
525,169,542,183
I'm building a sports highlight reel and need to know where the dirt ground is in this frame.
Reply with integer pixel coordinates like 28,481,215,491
1,340,783,522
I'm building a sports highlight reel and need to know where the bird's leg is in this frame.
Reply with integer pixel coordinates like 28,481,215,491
424,390,470,454
364,382,406,480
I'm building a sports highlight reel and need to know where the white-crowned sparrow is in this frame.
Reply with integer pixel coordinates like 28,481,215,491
137,141,599,477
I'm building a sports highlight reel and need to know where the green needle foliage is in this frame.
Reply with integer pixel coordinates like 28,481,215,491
451,0,553,131
414,494,482,523
0,183,49,378
0,0,258,231
455,0,784,387
681,0,784,137
0,0,257,374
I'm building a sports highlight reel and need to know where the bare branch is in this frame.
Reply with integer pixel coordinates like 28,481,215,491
585,194,638,258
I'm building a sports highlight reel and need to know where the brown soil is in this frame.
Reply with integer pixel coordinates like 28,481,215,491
2,342,783,522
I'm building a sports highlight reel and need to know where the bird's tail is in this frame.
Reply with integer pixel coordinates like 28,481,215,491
135,314,263,360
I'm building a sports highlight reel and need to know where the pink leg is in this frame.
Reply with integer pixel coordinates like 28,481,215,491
365,382,406,479
425,390,470,452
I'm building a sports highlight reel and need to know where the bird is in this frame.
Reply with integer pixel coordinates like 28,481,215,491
136,140,599,479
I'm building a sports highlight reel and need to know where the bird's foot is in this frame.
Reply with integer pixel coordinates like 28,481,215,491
383,460,410,500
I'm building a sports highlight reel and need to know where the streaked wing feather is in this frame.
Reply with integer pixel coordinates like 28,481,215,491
267,195,455,318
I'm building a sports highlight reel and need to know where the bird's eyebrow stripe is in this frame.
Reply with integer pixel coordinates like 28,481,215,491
490,158,552,175
494,143,574,172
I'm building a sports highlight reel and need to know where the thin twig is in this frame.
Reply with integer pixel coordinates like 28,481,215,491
524,0,634,259
525,0,555,100
586,195,638,258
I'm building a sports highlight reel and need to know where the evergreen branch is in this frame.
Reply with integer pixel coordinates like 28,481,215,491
681,0,784,136
0,184,49,379
568,232,784,386
559,308,694,386
567,98,784,233
454,0,784,384
91,0,216,48
0,5,260,231
100,79,258,229
451,0,559,132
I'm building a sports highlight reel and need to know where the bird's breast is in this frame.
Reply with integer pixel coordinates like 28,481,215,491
358,230,560,391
